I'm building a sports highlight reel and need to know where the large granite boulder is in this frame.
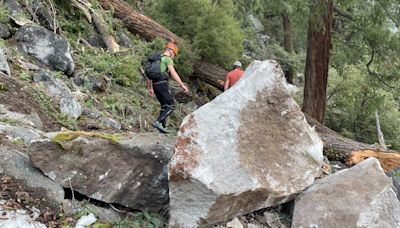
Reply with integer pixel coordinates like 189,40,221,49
292,157,400,228
15,25,75,75
29,132,175,212
169,60,323,227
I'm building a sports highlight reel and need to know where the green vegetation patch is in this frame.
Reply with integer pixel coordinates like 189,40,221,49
52,131,120,143
0,5,10,23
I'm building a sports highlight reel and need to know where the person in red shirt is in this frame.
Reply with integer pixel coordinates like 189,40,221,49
224,61,244,91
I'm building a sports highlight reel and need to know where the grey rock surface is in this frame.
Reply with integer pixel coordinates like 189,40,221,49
0,124,44,146
16,25,75,75
0,147,64,208
29,133,175,212
0,23,11,39
169,60,323,227
33,71,82,119
292,158,400,228
0,48,10,76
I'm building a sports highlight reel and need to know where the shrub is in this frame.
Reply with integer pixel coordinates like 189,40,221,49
149,0,244,67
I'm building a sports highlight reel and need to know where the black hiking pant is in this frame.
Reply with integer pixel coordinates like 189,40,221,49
153,80,175,127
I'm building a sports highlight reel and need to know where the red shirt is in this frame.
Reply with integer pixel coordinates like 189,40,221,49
226,68,244,88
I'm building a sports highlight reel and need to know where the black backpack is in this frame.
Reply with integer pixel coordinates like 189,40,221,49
144,52,168,81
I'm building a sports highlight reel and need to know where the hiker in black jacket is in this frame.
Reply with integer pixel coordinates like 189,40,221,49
146,42,189,133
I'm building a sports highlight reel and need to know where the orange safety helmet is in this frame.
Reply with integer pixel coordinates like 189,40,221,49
165,42,179,56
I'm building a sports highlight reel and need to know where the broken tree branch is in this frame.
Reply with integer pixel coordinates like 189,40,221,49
375,110,387,150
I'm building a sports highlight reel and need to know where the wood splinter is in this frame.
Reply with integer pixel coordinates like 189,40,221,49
346,149,400,173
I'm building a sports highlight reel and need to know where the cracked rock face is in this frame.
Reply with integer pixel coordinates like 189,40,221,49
28,133,175,212
292,158,400,228
15,25,75,75
169,60,323,227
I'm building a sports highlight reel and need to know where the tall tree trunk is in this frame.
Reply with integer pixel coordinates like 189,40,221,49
302,0,334,124
282,9,294,84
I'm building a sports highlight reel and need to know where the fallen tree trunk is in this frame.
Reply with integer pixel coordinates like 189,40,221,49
97,0,226,89
193,61,227,90
306,114,400,171
98,0,182,43
305,114,390,159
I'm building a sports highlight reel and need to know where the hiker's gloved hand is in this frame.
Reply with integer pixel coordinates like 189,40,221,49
148,88,155,97
181,84,189,95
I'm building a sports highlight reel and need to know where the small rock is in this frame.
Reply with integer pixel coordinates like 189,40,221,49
74,213,97,228
62,200,78,216
87,35,107,49
0,24,11,39
16,191,30,204
263,211,286,228
83,74,108,92
116,30,133,48
99,117,121,130
82,108,101,119
226,218,244,228
31,0,55,31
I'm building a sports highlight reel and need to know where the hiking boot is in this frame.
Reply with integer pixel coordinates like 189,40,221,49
152,121,167,133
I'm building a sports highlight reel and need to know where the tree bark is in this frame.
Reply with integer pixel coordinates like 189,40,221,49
193,61,228,91
305,114,398,161
282,9,294,84
91,12,119,52
302,0,334,124
98,0,182,43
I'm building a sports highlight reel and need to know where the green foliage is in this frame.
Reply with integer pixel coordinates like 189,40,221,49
32,85,58,118
149,0,244,67
19,70,34,81
56,114,79,130
0,5,10,23
0,117,21,126
0,39,5,48
326,66,400,150
32,85,79,130
77,50,140,87
56,1,95,45
113,211,163,228
53,131,120,143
